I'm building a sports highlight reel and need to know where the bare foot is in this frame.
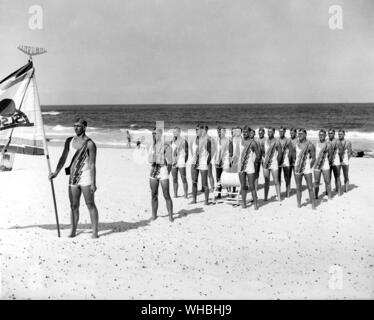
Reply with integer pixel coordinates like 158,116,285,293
68,231,76,238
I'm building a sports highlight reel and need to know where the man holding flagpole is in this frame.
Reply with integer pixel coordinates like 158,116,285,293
49,118,99,239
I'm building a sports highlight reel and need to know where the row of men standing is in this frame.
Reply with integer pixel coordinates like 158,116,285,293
148,125,352,221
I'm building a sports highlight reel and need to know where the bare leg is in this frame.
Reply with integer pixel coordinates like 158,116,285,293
238,172,247,208
271,169,281,201
208,163,214,192
254,162,260,192
215,166,223,198
304,173,316,210
290,165,296,192
248,173,258,210
322,169,332,199
179,167,188,198
313,169,322,199
295,174,303,208
81,186,99,238
199,169,204,193
331,165,342,196
190,167,199,204
68,186,81,238
263,168,270,201
149,178,159,220
171,167,179,198
232,187,237,198
283,166,291,197
200,170,209,205
161,179,174,222
278,167,282,193
341,164,349,192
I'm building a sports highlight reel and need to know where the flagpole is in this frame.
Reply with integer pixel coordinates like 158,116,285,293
16,46,60,237
33,68,61,238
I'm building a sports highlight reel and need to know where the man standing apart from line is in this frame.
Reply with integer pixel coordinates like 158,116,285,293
171,127,189,198
49,118,99,239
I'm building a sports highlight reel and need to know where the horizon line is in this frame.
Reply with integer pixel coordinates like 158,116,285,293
41,102,374,107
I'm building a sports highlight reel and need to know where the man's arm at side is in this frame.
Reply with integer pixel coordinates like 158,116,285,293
49,137,71,179
184,140,189,163
310,143,316,168
88,140,97,191
207,139,211,164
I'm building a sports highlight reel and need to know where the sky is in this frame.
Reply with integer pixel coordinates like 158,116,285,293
0,0,373,105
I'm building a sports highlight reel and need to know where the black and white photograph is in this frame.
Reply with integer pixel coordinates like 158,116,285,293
0,0,373,303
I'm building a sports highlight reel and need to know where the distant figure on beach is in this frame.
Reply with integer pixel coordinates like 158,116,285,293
313,129,332,200
294,128,316,210
171,127,188,199
125,130,132,148
148,127,174,222
262,128,282,202
49,118,99,239
136,139,141,149
328,129,342,196
338,129,353,193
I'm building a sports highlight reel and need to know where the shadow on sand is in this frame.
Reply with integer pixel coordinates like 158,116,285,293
8,219,153,237
158,207,204,220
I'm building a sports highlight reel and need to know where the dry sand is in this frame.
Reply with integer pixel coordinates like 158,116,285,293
0,147,373,299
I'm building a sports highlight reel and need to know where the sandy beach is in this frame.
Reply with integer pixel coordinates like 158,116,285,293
0,146,373,299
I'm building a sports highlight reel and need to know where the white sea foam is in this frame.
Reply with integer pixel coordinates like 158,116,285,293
42,111,61,116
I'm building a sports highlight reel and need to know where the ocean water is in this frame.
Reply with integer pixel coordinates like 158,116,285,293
41,104,374,151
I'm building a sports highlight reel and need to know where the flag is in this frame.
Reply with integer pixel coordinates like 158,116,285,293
0,61,45,155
